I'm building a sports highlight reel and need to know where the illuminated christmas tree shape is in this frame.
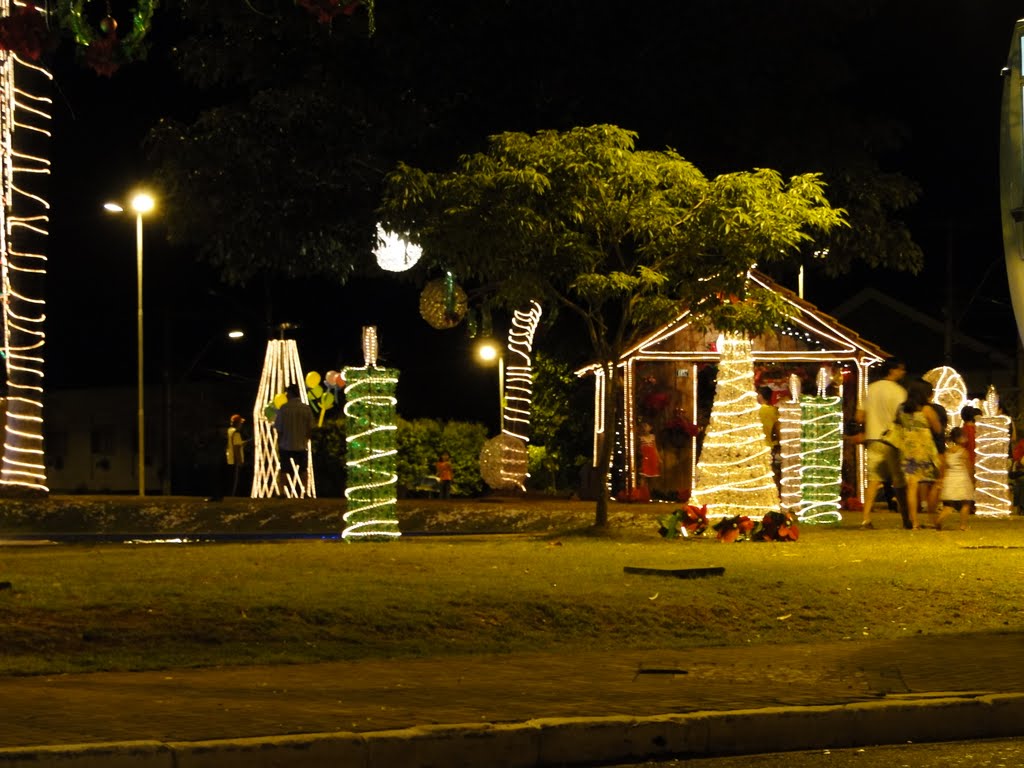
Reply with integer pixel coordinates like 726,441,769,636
343,326,400,540
252,339,317,498
0,10,51,493
690,333,780,518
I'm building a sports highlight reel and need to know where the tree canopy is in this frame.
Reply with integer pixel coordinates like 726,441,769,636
144,2,927,291
380,124,847,524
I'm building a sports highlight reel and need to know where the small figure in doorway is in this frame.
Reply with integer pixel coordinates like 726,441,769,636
435,451,454,499
638,422,661,486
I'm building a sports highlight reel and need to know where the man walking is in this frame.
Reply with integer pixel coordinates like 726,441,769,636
856,359,907,528
273,383,315,497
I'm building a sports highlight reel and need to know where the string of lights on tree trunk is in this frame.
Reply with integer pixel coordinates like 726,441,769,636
0,3,50,494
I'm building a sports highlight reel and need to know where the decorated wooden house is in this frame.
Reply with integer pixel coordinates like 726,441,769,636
577,270,890,510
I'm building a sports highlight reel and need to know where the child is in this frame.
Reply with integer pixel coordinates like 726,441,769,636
435,452,453,499
934,427,973,531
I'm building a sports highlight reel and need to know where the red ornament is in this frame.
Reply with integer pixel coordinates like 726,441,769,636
99,16,117,35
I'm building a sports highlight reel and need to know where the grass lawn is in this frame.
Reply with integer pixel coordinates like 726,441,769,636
2,512,1023,676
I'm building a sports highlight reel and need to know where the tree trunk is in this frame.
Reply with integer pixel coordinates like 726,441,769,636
593,361,620,527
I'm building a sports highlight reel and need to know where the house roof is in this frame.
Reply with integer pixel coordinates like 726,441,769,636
576,269,889,376
829,286,1014,370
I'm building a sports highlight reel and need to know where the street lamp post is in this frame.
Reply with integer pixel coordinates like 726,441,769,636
476,339,504,433
105,192,155,497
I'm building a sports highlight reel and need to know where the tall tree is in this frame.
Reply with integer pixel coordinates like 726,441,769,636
380,124,846,527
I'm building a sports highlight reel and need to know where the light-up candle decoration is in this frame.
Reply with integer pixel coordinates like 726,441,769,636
252,339,317,498
777,378,802,514
479,301,541,491
343,326,400,540
975,384,1011,516
0,15,51,493
797,394,843,522
690,333,780,518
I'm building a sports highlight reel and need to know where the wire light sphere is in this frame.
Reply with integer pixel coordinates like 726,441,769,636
923,366,967,424
373,224,422,272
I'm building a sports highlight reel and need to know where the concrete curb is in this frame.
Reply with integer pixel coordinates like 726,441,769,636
3,694,1024,768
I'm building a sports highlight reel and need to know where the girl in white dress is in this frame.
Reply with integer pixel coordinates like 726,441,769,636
935,427,974,531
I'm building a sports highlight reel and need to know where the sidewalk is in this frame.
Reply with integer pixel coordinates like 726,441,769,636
1,631,1023,767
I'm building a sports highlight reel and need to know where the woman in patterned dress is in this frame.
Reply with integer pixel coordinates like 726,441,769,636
896,378,943,530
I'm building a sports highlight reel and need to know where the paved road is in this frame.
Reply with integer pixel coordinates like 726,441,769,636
610,737,1024,767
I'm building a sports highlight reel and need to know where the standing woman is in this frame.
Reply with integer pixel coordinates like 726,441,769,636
896,378,943,530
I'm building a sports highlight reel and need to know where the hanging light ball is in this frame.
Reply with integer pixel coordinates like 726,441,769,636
99,15,117,35
479,434,528,490
374,224,422,272
419,279,468,330
922,366,967,420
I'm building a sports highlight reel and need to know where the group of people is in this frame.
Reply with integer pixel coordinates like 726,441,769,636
217,384,458,499
858,358,977,531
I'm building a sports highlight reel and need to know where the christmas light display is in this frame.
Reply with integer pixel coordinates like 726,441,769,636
343,326,400,540
502,301,542,442
478,301,542,491
373,223,422,273
690,334,780,518
923,366,967,427
419,273,467,329
577,269,887,498
252,339,317,499
975,385,1011,516
777,385,802,513
0,9,50,493
797,395,843,522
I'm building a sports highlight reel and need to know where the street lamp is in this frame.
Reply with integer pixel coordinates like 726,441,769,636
105,192,156,496
476,338,504,433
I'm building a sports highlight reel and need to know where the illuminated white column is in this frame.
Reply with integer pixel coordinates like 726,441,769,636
0,12,51,493
976,385,1011,516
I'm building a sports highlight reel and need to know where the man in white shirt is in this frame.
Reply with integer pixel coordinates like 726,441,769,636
856,359,907,528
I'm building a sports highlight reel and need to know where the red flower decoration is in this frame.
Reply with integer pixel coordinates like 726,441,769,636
0,4,52,61
83,33,119,77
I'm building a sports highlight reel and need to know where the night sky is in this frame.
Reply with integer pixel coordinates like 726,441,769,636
40,2,1024,430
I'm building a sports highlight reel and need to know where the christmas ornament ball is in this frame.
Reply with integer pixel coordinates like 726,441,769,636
100,16,117,34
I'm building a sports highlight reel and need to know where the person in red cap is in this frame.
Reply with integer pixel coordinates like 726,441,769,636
226,413,249,496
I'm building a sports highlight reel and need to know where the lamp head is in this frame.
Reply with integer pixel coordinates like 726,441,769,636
131,193,155,214
477,340,500,362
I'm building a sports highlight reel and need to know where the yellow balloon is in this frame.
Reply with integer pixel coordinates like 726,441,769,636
273,392,288,408
310,384,324,398
305,371,321,388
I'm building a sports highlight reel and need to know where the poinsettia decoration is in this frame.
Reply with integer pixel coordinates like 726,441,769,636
296,0,375,32
658,504,708,538
0,4,54,61
713,515,755,543
753,510,800,542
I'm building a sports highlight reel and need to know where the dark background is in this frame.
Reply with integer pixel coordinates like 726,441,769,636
40,2,1024,432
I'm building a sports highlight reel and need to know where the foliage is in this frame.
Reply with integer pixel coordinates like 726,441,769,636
381,124,847,525
310,416,347,497
395,417,487,497
526,352,590,492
